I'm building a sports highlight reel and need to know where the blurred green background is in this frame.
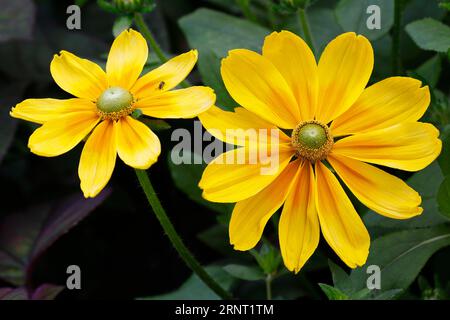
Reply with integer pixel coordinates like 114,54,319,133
0,0,450,300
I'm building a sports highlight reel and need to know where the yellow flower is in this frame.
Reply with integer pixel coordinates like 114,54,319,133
11,29,215,198
198,31,442,273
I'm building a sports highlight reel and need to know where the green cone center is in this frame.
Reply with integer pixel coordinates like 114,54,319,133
295,123,328,149
97,87,133,113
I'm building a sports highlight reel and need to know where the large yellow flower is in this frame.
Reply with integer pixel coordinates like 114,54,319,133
11,29,215,198
198,31,442,272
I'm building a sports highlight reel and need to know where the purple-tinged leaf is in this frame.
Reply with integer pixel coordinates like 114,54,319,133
0,205,50,286
31,188,111,261
0,189,111,286
31,284,64,300
0,250,25,286
0,287,27,300
0,284,63,300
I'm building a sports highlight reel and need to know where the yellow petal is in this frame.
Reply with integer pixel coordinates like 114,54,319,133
11,98,96,124
79,120,116,198
328,154,422,219
333,122,442,171
263,30,318,120
199,146,294,203
198,106,291,146
50,51,107,100
106,29,148,90
331,77,430,136
134,86,215,119
221,49,300,128
315,161,370,268
131,50,198,99
28,111,99,157
115,116,160,169
230,159,301,251
316,32,373,123
279,161,319,273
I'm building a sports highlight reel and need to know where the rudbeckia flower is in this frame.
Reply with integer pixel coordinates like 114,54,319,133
11,29,215,198
198,31,441,272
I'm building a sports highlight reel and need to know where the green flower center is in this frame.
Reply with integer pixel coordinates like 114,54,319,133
291,121,333,162
96,87,134,120
296,123,327,149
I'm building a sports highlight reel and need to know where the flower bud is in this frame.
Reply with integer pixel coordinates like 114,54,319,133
272,0,316,14
97,0,155,15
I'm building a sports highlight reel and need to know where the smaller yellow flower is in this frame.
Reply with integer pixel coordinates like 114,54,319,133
11,29,215,198
198,31,441,273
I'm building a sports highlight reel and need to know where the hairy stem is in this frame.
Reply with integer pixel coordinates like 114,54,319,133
135,169,232,300
133,13,190,88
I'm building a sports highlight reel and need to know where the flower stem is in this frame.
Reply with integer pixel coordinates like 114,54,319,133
133,13,190,88
135,169,232,300
265,273,273,300
392,0,404,74
134,12,167,63
298,8,315,55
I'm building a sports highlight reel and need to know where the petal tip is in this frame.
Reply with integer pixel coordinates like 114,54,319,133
231,242,251,252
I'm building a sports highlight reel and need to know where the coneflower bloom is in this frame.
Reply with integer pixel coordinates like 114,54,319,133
198,31,441,272
11,29,215,198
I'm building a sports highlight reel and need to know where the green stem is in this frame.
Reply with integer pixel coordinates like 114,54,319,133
392,0,403,74
265,273,273,300
134,12,167,63
133,13,190,88
298,8,315,55
135,169,232,300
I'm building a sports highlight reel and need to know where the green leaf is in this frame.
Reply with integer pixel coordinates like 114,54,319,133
439,134,450,176
335,0,394,41
0,0,35,42
250,243,282,275
318,284,349,300
328,260,353,294
138,266,235,300
197,224,243,258
437,178,450,218
440,1,450,11
223,264,265,281
415,54,442,87
112,15,133,37
364,162,448,231
167,151,232,214
372,34,393,79
406,18,450,53
403,0,447,26
140,118,171,131
195,49,235,108
373,289,404,300
353,288,404,300
285,7,343,56
179,8,270,109
349,225,450,293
